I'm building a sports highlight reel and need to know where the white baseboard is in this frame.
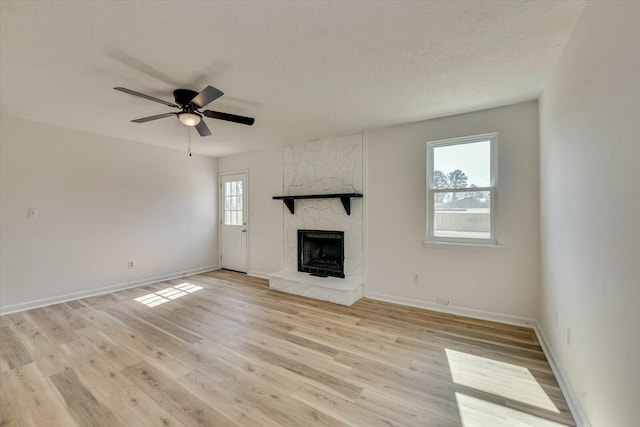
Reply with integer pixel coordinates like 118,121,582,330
533,322,591,427
0,265,220,315
366,292,536,328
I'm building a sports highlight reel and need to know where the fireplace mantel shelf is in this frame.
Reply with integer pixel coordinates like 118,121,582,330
273,193,363,215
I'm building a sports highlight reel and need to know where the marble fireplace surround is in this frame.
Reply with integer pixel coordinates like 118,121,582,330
268,134,364,306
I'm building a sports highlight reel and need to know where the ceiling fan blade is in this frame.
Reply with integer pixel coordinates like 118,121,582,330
131,113,177,123
203,110,255,126
195,120,212,137
190,86,224,108
114,87,179,108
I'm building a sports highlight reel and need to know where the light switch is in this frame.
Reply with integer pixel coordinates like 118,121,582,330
28,208,38,219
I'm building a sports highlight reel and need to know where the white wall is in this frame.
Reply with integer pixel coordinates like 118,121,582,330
539,3,640,426
218,147,283,276
367,101,540,321
0,116,219,313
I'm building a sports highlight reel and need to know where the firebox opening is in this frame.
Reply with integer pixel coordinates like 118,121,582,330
298,230,345,278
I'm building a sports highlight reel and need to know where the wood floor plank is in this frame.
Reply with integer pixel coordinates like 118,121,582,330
347,367,464,422
292,383,404,427
238,328,352,378
193,339,306,395
73,326,141,371
50,366,122,427
238,342,363,400
122,361,236,427
3,363,79,426
44,304,90,330
59,338,104,366
176,349,347,427
0,375,20,427
290,323,416,368
25,308,76,345
223,374,349,427
71,305,192,378
30,344,72,377
356,389,463,427
107,385,184,427
176,369,285,426
0,316,11,328
7,312,63,345
72,354,133,401
0,327,33,371
93,295,204,345
64,300,85,310
0,270,575,426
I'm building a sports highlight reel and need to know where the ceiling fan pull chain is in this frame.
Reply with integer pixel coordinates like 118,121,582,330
188,127,192,157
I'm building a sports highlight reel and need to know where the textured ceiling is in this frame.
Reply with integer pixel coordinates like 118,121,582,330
0,1,583,157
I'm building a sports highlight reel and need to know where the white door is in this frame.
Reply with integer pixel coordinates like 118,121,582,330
220,173,247,272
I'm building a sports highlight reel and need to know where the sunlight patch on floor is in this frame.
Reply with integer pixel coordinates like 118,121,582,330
445,348,558,413
134,282,203,307
454,392,567,427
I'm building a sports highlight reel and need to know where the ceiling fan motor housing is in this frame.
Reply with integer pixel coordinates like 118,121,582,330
174,89,200,108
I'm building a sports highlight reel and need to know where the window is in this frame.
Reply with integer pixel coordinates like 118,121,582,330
224,180,243,225
426,133,497,245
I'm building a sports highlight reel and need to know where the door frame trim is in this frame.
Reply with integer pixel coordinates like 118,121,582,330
218,169,249,273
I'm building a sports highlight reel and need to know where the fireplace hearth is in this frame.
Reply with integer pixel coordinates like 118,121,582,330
298,230,345,278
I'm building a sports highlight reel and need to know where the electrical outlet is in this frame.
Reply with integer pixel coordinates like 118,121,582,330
128,260,134,269
413,274,419,282
436,297,450,306
28,208,38,219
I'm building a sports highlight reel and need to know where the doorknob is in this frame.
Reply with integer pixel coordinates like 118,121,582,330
241,229,247,233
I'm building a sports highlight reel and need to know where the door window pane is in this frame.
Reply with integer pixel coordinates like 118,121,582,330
223,180,244,226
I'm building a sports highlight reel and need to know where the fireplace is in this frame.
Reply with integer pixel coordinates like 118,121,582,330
298,230,345,278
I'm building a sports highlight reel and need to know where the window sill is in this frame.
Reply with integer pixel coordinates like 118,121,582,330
422,240,503,251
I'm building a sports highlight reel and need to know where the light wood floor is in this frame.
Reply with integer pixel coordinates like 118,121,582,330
1,270,575,426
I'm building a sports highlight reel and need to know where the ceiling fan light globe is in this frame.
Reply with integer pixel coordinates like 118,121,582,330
178,112,202,127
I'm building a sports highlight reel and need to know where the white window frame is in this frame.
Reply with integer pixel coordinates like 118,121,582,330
425,132,498,246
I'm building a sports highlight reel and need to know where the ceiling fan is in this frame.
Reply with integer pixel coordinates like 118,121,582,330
114,85,255,137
